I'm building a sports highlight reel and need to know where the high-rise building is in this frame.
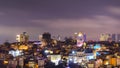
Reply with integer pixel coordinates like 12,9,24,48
111,34,120,42
112,34,116,42
74,32,86,41
16,32,29,42
74,32,86,47
42,32,51,40
99,33,111,41
41,32,52,46
117,34,120,42
39,35,43,41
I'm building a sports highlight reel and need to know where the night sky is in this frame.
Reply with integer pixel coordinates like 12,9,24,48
0,0,120,43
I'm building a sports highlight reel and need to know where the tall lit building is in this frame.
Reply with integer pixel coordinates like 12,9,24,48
39,34,43,41
112,34,116,42
117,34,120,42
99,34,111,41
111,34,120,42
74,32,86,41
100,33,120,42
57,35,61,41
42,32,51,40
74,32,86,47
40,32,52,46
16,32,29,42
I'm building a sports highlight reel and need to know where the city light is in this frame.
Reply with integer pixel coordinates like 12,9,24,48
44,50,49,54
1,0,120,68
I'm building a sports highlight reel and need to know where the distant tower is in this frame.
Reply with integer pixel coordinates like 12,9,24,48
39,34,43,41
57,35,61,41
112,34,116,42
75,32,86,47
42,32,51,40
112,34,120,42
42,32,52,46
99,33,111,41
117,34,120,42
83,33,87,41
16,32,29,42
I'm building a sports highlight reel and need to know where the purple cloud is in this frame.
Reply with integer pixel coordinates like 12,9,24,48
0,0,120,43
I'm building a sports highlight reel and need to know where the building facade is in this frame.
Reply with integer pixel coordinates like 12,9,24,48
99,34,111,41
16,32,29,42
111,34,120,42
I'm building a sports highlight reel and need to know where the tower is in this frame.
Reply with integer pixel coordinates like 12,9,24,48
16,32,29,42
75,32,86,47
42,32,52,46
99,33,111,41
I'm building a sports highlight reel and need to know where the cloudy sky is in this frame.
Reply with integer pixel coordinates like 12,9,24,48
0,0,120,43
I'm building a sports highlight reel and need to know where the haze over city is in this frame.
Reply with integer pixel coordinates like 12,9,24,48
0,0,120,43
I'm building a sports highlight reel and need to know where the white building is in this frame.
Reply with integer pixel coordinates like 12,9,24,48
99,34,111,41
16,32,29,42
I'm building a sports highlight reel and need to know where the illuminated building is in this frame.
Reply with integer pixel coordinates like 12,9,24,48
39,34,43,41
16,32,29,42
57,35,61,41
112,34,120,42
112,34,116,42
74,32,86,47
99,33,111,41
99,33,120,42
40,32,52,46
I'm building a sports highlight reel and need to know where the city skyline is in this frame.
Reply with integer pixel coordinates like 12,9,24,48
0,0,120,43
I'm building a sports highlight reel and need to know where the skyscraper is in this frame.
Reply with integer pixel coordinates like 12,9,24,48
117,34,120,42
111,34,120,42
99,33,111,41
16,32,29,42
42,32,52,46
112,34,116,42
75,32,86,47
42,32,51,40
